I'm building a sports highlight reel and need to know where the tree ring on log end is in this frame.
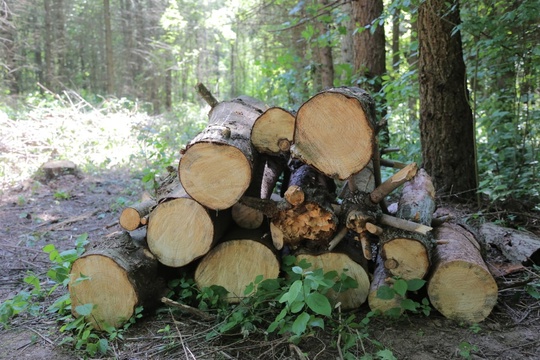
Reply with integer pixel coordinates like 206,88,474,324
382,238,430,280
194,239,280,303
296,253,370,310
69,255,137,330
179,142,251,210
293,92,374,180
428,260,498,324
147,198,214,267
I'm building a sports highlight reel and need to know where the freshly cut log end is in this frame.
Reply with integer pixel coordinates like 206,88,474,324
292,88,375,180
232,202,264,229
273,202,337,247
428,260,498,324
251,107,295,154
381,235,431,280
296,253,370,310
179,143,252,210
428,223,498,324
147,198,230,267
69,232,159,330
119,199,156,231
194,239,280,303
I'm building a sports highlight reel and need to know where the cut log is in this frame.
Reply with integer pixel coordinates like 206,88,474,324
295,250,370,310
370,162,418,204
232,156,267,229
194,227,280,303
119,199,157,231
271,162,338,249
147,182,231,267
291,87,377,180
428,223,498,324
69,231,161,330
251,107,295,155
178,96,267,210
379,168,436,280
368,253,403,315
479,222,540,265
379,228,432,280
396,169,436,224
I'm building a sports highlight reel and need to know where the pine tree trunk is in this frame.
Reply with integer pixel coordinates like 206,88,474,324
418,0,477,200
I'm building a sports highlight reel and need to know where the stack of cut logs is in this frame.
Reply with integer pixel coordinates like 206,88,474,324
68,86,498,330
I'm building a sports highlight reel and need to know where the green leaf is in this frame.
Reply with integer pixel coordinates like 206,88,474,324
376,348,397,360
305,292,331,317
393,279,408,297
400,298,419,312
406,278,426,291
97,338,109,354
75,303,94,316
290,301,304,314
376,285,395,300
308,316,324,329
286,280,303,305
292,312,310,335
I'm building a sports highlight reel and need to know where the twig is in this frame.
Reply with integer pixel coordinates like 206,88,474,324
161,297,215,321
23,325,54,345
327,226,349,251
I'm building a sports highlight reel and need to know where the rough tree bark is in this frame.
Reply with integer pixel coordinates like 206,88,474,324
418,0,477,201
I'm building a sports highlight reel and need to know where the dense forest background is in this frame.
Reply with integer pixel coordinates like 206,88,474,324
1,0,538,207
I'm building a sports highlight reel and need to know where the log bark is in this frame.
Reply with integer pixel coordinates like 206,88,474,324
428,223,498,324
291,87,377,180
147,182,231,267
119,199,156,231
69,231,161,330
231,155,267,229
295,249,370,310
178,96,267,210
251,107,295,155
379,168,435,279
479,222,540,265
194,227,280,303
368,252,403,315
271,162,338,249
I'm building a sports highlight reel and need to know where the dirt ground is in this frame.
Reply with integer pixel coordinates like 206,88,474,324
1,107,539,359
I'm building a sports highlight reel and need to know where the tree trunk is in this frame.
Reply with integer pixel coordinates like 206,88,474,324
179,97,267,210
292,87,377,180
350,0,388,147
428,223,498,324
194,227,280,303
103,0,115,94
147,179,231,268
69,231,161,330
418,0,477,201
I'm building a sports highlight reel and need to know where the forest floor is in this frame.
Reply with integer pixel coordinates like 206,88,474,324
1,101,539,359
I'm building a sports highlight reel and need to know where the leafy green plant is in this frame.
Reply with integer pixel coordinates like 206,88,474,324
53,190,71,200
458,341,478,359
376,277,431,317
